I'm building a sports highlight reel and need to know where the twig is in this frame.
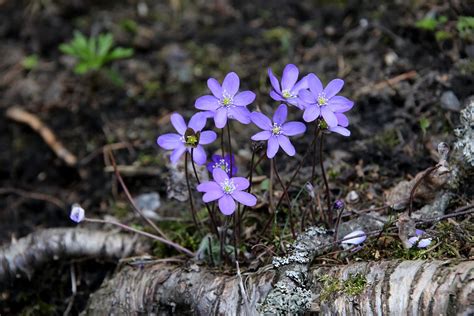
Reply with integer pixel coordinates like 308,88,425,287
6,106,77,166
0,187,65,209
356,70,418,97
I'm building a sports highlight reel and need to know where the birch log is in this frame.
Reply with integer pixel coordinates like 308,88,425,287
83,259,473,315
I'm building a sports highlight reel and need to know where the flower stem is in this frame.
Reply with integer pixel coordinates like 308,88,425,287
311,123,320,183
319,133,332,227
184,151,201,232
333,204,345,243
226,123,233,178
190,149,220,237
108,151,169,239
84,217,194,257
273,157,296,238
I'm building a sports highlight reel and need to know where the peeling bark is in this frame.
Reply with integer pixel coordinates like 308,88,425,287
0,228,148,283
83,259,473,315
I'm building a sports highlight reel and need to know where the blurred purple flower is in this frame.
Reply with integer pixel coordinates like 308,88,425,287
157,112,216,165
207,154,237,177
299,73,354,127
341,230,366,245
70,204,85,223
197,168,257,215
408,229,432,248
195,72,256,128
268,64,309,109
250,104,306,159
334,199,344,210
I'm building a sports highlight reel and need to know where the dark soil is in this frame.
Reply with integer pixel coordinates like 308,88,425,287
0,0,472,314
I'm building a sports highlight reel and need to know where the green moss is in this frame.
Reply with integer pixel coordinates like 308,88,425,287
374,128,400,150
318,273,367,302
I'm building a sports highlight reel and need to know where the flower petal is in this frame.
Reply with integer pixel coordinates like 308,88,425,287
195,95,220,111
213,168,229,183
170,145,186,164
298,89,316,104
218,194,236,215
267,68,281,93
232,177,249,191
291,75,309,94
303,105,320,122
277,135,295,156
327,96,354,112
281,64,298,91
214,108,228,128
170,113,187,135
197,181,221,192
341,230,366,245
228,106,251,124
335,113,349,127
329,126,351,136
207,78,222,98
417,238,432,248
233,91,256,106
157,133,182,150
270,90,285,102
321,107,338,127
222,72,239,97
308,73,323,96
273,104,287,125
267,136,279,158
203,190,224,202
231,191,257,207
250,112,272,130
199,130,217,145
191,145,207,165
324,78,344,98
251,131,272,141
188,112,207,131
282,122,306,136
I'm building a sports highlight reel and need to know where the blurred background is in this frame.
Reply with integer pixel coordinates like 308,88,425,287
0,0,473,314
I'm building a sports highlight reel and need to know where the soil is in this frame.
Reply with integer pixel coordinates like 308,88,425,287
0,0,473,314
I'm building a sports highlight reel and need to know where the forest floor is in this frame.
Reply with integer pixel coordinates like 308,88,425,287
0,0,473,314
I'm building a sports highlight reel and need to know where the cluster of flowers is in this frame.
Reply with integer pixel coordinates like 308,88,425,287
157,64,354,216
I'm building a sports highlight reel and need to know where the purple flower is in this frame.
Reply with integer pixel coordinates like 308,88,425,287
207,154,237,177
250,104,306,159
70,204,85,223
341,230,366,245
299,73,354,127
408,229,432,248
195,72,256,128
197,168,257,215
334,199,344,210
157,112,216,165
268,64,309,109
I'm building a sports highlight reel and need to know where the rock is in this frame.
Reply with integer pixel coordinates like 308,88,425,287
345,190,359,204
134,192,161,220
440,91,461,112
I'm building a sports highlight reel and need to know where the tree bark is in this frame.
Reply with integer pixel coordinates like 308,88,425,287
0,228,148,283
83,259,473,315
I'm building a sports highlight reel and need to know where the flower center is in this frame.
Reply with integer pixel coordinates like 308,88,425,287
317,93,328,106
272,123,282,135
221,178,235,194
213,159,230,173
282,90,293,99
220,92,233,107
185,135,198,147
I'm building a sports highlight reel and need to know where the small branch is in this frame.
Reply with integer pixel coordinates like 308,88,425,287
408,165,440,217
6,106,78,167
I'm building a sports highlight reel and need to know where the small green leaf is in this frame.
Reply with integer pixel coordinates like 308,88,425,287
21,54,39,70
419,117,430,135
415,17,438,31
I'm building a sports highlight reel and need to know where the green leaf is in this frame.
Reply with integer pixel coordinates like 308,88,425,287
105,47,134,62
415,17,438,31
21,54,39,70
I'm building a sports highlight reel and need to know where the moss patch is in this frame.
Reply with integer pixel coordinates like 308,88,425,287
318,273,367,302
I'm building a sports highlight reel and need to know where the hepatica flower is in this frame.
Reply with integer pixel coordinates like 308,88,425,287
268,64,308,109
70,204,85,223
157,112,216,165
207,154,237,177
250,104,306,158
197,168,257,215
408,229,432,249
195,72,256,128
341,230,367,245
299,73,354,127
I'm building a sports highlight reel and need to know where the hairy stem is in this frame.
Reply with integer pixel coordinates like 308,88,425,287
273,157,296,238
319,133,332,227
84,218,194,257
184,151,201,231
